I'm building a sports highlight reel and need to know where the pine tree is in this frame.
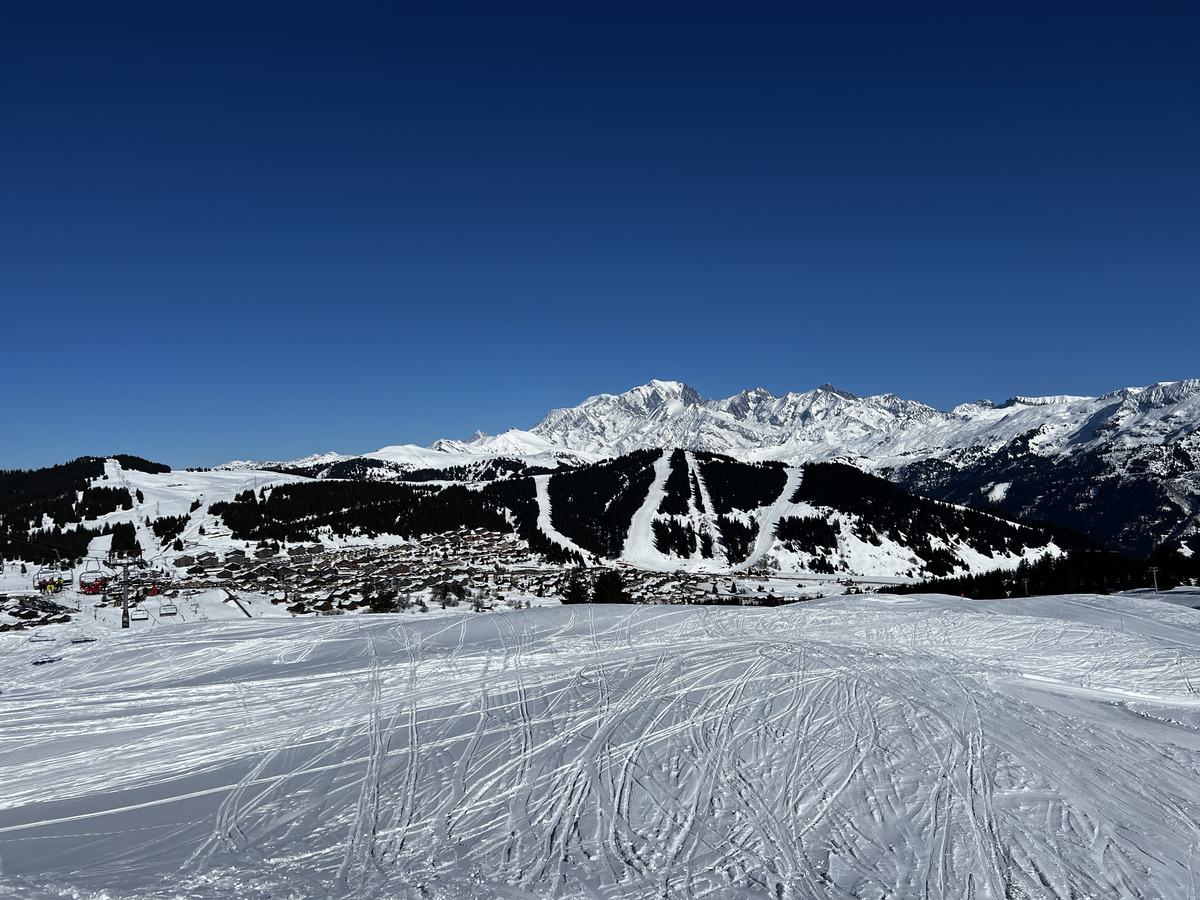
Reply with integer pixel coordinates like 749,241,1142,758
367,588,399,614
592,570,631,604
562,570,590,604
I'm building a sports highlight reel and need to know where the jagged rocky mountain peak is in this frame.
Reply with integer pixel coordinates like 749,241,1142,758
1110,378,1200,410
589,379,703,412
213,377,1199,556
816,383,857,400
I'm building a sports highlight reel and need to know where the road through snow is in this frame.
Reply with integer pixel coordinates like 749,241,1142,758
3,592,1200,899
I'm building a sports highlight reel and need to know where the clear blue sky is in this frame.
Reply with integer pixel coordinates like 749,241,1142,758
3,1,1197,470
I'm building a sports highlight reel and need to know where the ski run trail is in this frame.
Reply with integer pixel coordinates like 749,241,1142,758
533,475,591,561
619,450,805,572
3,591,1200,899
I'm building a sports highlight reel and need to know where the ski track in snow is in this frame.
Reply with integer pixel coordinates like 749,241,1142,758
3,594,1200,899
734,466,804,573
620,450,673,568
534,474,591,560
686,450,725,567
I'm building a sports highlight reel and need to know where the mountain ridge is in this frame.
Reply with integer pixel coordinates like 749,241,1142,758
217,377,1200,555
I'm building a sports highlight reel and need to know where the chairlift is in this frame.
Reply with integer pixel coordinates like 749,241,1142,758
159,600,178,616
33,566,64,593
28,632,57,643
130,606,150,621
80,574,109,595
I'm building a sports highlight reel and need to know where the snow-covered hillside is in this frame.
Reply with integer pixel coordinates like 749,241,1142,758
4,453,1055,605
3,591,1200,899
526,380,1200,554
224,377,1200,554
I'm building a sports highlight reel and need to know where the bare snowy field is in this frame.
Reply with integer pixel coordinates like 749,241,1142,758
3,591,1200,899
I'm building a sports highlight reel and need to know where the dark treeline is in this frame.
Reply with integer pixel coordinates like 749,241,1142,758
1,458,109,563
653,518,699,557
690,471,707,513
0,456,171,564
0,457,106,530
108,521,142,558
265,458,408,480
716,515,758,564
775,515,840,554
3,524,99,566
546,449,659,558
211,482,426,542
405,485,510,536
77,486,132,519
559,569,634,604
893,433,1192,557
479,478,584,565
150,514,190,545
794,462,1054,571
111,455,171,475
210,480,508,543
265,457,554,483
888,545,1199,599
212,473,589,563
3,519,151,567
403,458,554,483
658,450,692,516
696,453,787,514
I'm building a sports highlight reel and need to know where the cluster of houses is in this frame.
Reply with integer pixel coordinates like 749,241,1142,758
3,527,825,632
157,527,795,614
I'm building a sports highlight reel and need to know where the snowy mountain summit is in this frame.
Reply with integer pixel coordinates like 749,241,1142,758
522,380,946,459
433,378,1200,554
233,378,1199,555
505,377,1198,462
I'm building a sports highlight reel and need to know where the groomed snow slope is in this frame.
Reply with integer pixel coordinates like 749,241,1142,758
3,593,1200,899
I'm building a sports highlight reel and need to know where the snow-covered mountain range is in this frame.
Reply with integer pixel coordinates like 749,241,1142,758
246,378,1200,555
469,378,1200,476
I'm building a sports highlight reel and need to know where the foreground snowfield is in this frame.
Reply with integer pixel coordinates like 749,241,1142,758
3,592,1200,899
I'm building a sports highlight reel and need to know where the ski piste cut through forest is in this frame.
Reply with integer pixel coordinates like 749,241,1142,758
2,447,1197,619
